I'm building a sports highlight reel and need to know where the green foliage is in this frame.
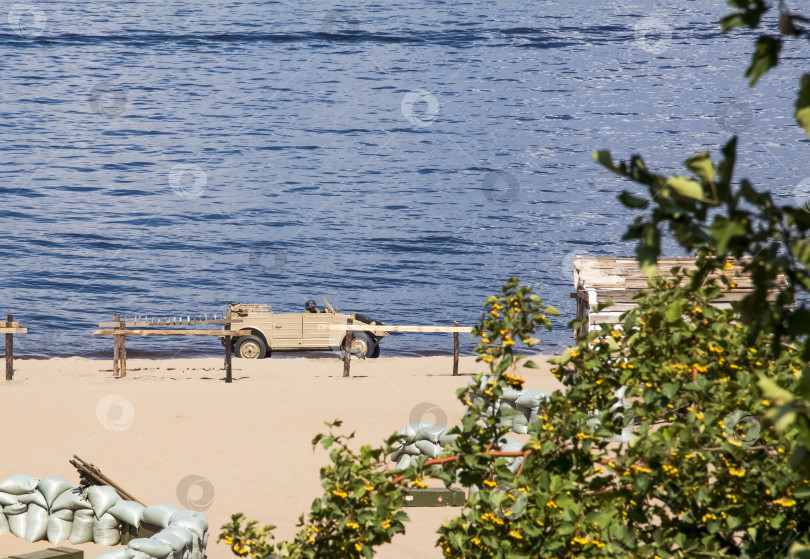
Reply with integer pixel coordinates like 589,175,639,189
219,513,276,558
219,421,410,558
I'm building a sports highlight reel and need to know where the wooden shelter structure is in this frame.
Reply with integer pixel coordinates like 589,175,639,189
570,257,789,336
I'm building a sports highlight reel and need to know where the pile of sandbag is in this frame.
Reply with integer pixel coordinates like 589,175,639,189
0,473,209,559
391,421,457,471
468,376,551,434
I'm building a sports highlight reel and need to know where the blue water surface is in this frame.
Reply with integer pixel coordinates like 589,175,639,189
1,1,807,358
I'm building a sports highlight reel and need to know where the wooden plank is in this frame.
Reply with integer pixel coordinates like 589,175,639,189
93,329,251,336
343,318,352,378
323,325,472,334
5,314,13,381
225,308,232,384
453,321,459,376
0,327,27,334
113,314,120,378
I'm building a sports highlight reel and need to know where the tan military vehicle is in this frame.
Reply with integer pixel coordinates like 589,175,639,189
222,298,387,359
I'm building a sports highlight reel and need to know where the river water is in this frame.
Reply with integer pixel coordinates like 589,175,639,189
1,1,807,358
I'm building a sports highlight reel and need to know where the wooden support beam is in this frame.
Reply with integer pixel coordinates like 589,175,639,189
5,314,13,381
324,324,473,335
225,308,232,384
343,318,352,378
93,329,251,336
119,319,127,378
113,314,120,378
453,321,459,376
0,327,27,334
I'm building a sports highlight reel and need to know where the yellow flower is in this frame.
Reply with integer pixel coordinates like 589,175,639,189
483,479,497,488
481,356,494,363
346,521,359,530
413,479,429,488
508,530,523,539
355,543,363,552
364,485,374,491
490,310,500,318
728,468,745,477
481,338,490,343
774,498,797,507
332,489,348,499
503,339,515,346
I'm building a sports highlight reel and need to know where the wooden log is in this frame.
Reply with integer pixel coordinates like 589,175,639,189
324,324,473,334
93,329,251,336
225,308,232,384
113,314,120,378
343,318,352,378
120,319,127,378
453,321,459,376
6,314,13,381
70,455,143,505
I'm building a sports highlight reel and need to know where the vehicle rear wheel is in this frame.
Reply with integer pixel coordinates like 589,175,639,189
341,331,373,359
236,335,267,359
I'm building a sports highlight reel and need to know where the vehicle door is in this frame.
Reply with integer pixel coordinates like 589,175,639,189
270,313,303,347
302,312,336,347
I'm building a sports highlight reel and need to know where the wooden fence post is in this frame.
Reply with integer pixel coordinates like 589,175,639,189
5,314,13,381
453,321,459,376
113,313,120,378
224,308,232,383
119,316,127,378
343,318,353,378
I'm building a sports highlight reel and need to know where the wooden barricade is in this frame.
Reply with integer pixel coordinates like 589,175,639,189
571,257,790,335
330,322,472,377
94,316,249,382
1,314,28,381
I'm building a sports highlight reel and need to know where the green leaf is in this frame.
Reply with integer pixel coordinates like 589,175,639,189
745,35,781,87
757,375,794,403
710,218,747,254
619,191,649,209
684,152,715,184
795,74,810,138
665,176,705,200
545,305,560,316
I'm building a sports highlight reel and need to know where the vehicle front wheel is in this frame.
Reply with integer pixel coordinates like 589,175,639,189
341,331,373,359
370,338,381,358
235,335,267,359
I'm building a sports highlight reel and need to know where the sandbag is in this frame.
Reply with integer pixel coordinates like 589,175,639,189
86,485,121,518
4,503,27,538
512,413,529,434
47,509,74,545
94,549,135,559
0,474,40,496
18,491,48,510
0,509,9,535
52,487,91,511
515,390,550,409
514,403,532,419
162,525,196,550
154,528,191,559
396,421,445,444
202,529,209,548
0,492,19,507
38,476,73,508
130,552,154,559
414,439,441,458
438,432,458,446
142,502,182,528
500,387,522,402
127,537,173,559
93,512,121,545
69,509,95,544
168,510,208,538
399,443,421,456
109,499,145,528
25,503,48,542
394,454,411,471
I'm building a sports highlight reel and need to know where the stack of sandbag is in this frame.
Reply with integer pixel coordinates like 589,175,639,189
391,421,458,471
95,503,209,559
469,376,551,434
586,401,635,443
0,474,209,559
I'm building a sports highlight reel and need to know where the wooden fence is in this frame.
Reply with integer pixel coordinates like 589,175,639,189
1,314,27,380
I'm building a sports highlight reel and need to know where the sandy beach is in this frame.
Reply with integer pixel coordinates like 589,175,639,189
0,354,563,558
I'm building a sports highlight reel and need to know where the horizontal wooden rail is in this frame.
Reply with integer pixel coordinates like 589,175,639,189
322,324,473,334
98,319,236,328
93,329,250,336
0,327,27,334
